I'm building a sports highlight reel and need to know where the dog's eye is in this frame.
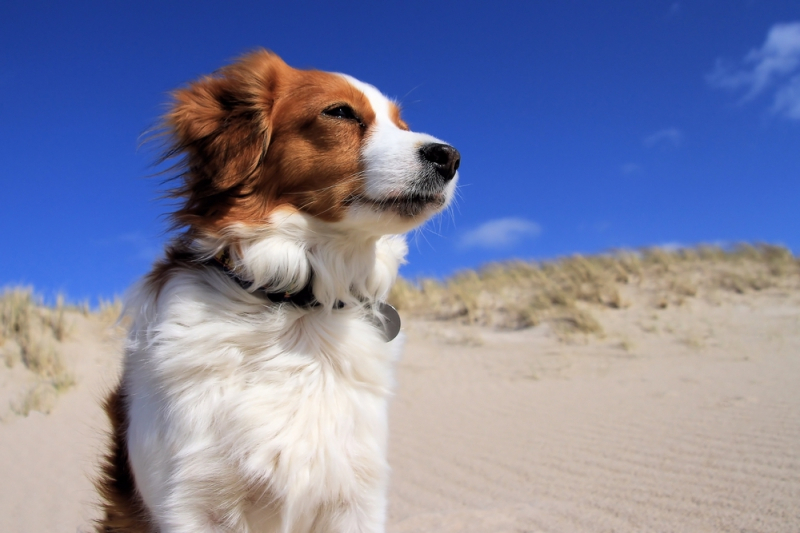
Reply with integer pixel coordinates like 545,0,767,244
323,105,359,121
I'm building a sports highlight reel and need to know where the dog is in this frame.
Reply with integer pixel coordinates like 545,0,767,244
95,50,459,533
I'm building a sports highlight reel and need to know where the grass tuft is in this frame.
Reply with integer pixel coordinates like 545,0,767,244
390,243,798,338
10,382,59,416
97,296,123,324
1,287,77,416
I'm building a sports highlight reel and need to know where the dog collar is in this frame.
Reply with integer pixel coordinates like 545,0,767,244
205,250,401,341
207,249,324,307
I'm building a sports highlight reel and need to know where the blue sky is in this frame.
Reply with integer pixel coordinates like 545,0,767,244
2,0,799,303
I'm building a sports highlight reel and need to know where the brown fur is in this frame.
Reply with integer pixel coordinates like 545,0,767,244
388,102,409,131
95,386,152,532
164,49,380,233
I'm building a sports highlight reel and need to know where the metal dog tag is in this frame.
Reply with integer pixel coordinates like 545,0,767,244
374,302,402,342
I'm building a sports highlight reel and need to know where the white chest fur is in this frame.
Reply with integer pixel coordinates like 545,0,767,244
122,220,407,532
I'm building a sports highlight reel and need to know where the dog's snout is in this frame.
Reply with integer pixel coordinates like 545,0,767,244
420,143,460,182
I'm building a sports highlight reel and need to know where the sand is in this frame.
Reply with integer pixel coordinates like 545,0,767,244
1,286,798,532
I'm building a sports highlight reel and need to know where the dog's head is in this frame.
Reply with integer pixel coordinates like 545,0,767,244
164,50,459,237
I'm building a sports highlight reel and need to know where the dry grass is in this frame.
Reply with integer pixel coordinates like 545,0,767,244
1,288,124,417
390,243,799,337
97,296,123,325
10,382,60,417
1,287,76,416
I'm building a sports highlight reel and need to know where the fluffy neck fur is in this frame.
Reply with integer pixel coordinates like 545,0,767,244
191,210,408,310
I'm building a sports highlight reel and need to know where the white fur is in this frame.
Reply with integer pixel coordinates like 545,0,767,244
121,74,456,533
338,74,458,235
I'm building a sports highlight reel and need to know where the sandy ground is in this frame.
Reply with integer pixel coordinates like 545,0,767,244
1,286,799,532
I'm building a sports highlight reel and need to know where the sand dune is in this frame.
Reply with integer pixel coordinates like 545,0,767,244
1,260,798,532
389,289,800,531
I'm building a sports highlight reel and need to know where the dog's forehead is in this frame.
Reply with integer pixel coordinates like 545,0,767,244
336,73,406,130
336,75,389,115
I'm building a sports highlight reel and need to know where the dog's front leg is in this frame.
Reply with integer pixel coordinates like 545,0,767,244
311,493,387,533
154,502,250,533
150,472,251,533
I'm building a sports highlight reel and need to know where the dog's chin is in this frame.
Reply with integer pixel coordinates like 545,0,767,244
353,193,447,219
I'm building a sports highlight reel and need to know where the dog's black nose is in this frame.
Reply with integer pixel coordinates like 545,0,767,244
420,143,461,182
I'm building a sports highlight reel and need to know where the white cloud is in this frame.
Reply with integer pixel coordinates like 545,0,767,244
459,217,542,249
96,232,162,264
118,233,162,262
772,74,800,119
643,128,683,149
658,241,685,252
621,162,642,175
707,21,800,119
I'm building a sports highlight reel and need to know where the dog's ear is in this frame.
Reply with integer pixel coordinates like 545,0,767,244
165,50,285,225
